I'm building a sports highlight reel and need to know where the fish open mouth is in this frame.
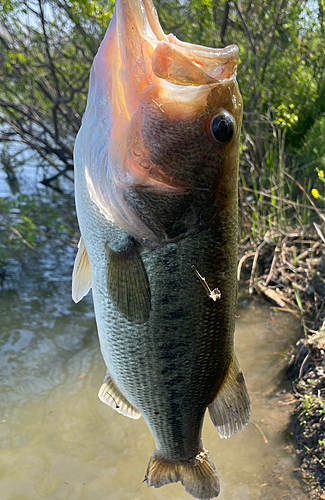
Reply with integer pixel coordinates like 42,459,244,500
119,0,239,86
111,0,241,190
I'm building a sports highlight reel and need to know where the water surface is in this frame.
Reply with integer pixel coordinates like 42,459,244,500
0,244,307,500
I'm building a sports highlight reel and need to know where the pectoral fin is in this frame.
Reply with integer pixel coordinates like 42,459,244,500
208,354,250,439
106,238,151,323
98,372,141,419
72,237,92,303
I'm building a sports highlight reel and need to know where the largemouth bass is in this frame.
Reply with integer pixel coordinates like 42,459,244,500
72,1,250,498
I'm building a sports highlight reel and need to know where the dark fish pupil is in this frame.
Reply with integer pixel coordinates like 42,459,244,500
211,114,234,143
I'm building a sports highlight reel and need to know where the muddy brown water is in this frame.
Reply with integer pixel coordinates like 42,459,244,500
0,243,308,500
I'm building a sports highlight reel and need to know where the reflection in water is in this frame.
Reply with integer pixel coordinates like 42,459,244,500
0,245,307,500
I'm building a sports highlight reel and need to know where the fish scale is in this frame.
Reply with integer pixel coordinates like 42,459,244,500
72,0,250,498
81,197,236,453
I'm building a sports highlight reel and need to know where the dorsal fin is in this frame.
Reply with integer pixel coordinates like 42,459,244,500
72,237,92,303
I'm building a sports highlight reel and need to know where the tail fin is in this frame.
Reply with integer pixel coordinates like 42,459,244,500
145,449,220,500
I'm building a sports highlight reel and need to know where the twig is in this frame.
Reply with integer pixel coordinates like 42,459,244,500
242,186,325,213
258,282,286,307
249,241,267,294
38,0,60,142
272,307,301,315
9,226,35,250
259,282,302,311
284,171,325,224
313,454,325,470
251,421,268,444
314,222,325,244
292,281,308,293
237,251,256,281
292,383,304,398
296,241,320,261
299,353,310,380
265,243,281,286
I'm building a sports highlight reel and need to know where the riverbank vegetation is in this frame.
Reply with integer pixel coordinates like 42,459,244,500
1,0,325,495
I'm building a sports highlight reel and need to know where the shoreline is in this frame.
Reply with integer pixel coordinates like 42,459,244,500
238,225,325,498
1,190,325,496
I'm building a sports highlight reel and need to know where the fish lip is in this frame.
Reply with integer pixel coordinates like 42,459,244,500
122,0,167,43
126,0,239,81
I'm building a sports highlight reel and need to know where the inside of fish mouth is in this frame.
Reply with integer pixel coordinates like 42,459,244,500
141,0,235,58
138,0,237,80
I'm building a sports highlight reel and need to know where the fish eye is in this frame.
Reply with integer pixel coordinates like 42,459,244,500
210,112,235,144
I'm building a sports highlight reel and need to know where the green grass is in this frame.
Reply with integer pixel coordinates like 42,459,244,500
239,121,325,240
299,394,325,426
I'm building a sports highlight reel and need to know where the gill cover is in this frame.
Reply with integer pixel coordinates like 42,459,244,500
74,0,240,240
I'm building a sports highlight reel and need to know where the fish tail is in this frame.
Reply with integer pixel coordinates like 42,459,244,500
145,449,220,499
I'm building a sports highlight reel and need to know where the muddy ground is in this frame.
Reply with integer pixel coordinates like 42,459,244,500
288,328,325,498
239,226,325,498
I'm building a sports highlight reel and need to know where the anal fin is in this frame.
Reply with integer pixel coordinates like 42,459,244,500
98,372,141,420
72,236,92,303
208,354,250,439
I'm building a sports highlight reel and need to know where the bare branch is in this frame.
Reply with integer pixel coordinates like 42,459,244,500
232,1,257,54
220,1,230,44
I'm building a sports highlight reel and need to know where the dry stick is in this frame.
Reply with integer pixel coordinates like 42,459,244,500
314,222,325,244
292,281,308,293
9,226,35,250
258,283,286,308
306,327,321,334
296,239,325,245
292,383,304,398
279,230,301,238
261,280,302,311
242,186,325,213
278,398,297,405
299,353,310,380
277,291,303,311
265,243,281,286
249,241,267,294
251,421,268,444
314,297,325,326
283,257,297,273
237,251,256,281
313,455,325,470
274,307,301,315
296,241,321,261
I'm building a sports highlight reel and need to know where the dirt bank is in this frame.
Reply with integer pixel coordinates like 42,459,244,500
288,326,325,498
238,225,325,498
